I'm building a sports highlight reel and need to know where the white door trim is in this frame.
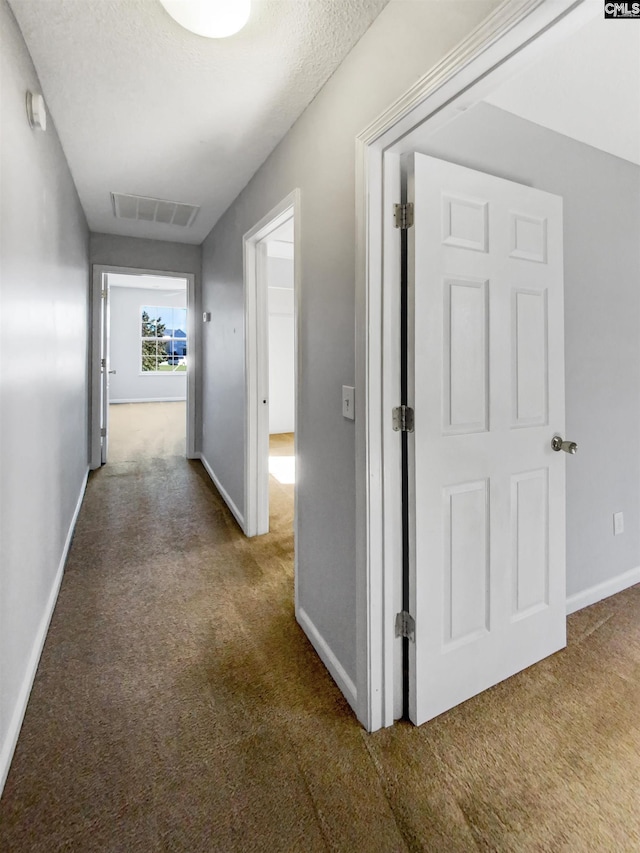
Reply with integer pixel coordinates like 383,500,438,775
90,265,197,469
243,189,301,540
355,0,597,731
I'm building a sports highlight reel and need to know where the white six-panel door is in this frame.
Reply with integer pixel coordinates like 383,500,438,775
408,153,566,725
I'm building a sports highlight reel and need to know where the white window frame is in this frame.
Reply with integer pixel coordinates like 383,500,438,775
139,303,188,375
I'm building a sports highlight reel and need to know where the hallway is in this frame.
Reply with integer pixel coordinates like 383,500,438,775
0,441,343,851
2,437,640,849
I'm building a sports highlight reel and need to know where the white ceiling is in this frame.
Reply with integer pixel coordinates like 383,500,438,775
269,218,294,243
9,0,389,244
266,217,294,258
484,14,640,165
108,273,187,290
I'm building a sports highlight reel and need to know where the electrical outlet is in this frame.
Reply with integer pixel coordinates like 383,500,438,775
614,512,624,536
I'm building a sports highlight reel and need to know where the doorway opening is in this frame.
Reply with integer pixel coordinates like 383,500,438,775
243,190,300,542
90,266,197,469
264,221,296,536
355,0,639,731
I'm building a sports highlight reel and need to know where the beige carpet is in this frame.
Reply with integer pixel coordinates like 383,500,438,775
1,422,640,851
107,401,186,462
268,432,294,534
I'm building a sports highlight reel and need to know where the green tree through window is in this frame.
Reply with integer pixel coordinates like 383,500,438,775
141,310,166,371
140,306,187,373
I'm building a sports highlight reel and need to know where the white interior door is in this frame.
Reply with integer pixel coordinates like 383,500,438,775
408,153,566,725
257,241,271,532
100,278,110,465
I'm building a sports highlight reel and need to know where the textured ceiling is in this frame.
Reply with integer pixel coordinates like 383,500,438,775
9,0,390,244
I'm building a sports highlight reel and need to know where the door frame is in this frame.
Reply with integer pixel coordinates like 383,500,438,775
355,0,598,731
90,265,197,469
99,273,111,464
243,189,301,538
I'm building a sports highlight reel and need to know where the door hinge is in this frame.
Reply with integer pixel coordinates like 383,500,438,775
393,202,414,229
395,610,415,642
101,358,106,369
100,427,107,437
392,405,414,433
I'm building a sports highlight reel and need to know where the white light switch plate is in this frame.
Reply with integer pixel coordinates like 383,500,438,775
614,511,624,535
342,385,355,420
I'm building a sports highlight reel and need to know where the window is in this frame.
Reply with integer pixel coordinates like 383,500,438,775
141,305,187,373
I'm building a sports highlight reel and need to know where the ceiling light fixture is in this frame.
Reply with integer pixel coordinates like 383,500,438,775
158,0,250,38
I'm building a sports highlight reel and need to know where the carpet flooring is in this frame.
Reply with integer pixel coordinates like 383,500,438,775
1,416,640,851
107,402,186,462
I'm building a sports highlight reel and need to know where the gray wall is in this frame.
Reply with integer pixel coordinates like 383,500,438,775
90,233,201,279
0,0,90,788
109,285,187,403
200,0,499,690
418,102,640,598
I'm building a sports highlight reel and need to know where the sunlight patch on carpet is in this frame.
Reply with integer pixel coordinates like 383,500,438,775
269,455,295,484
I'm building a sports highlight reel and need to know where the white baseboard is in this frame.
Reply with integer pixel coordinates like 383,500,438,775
0,467,89,797
198,453,245,532
296,605,357,714
566,566,640,615
110,397,186,404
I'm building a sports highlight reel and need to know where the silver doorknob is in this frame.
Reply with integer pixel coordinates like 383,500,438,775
551,435,577,454
108,369,117,374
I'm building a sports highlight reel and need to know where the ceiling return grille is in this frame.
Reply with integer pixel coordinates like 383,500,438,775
111,192,200,228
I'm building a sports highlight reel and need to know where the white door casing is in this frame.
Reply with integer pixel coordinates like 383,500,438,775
90,266,197,470
408,153,566,725
243,189,300,539
355,0,591,732
100,278,110,465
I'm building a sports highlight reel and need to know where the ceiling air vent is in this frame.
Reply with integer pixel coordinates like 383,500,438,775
111,192,200,228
